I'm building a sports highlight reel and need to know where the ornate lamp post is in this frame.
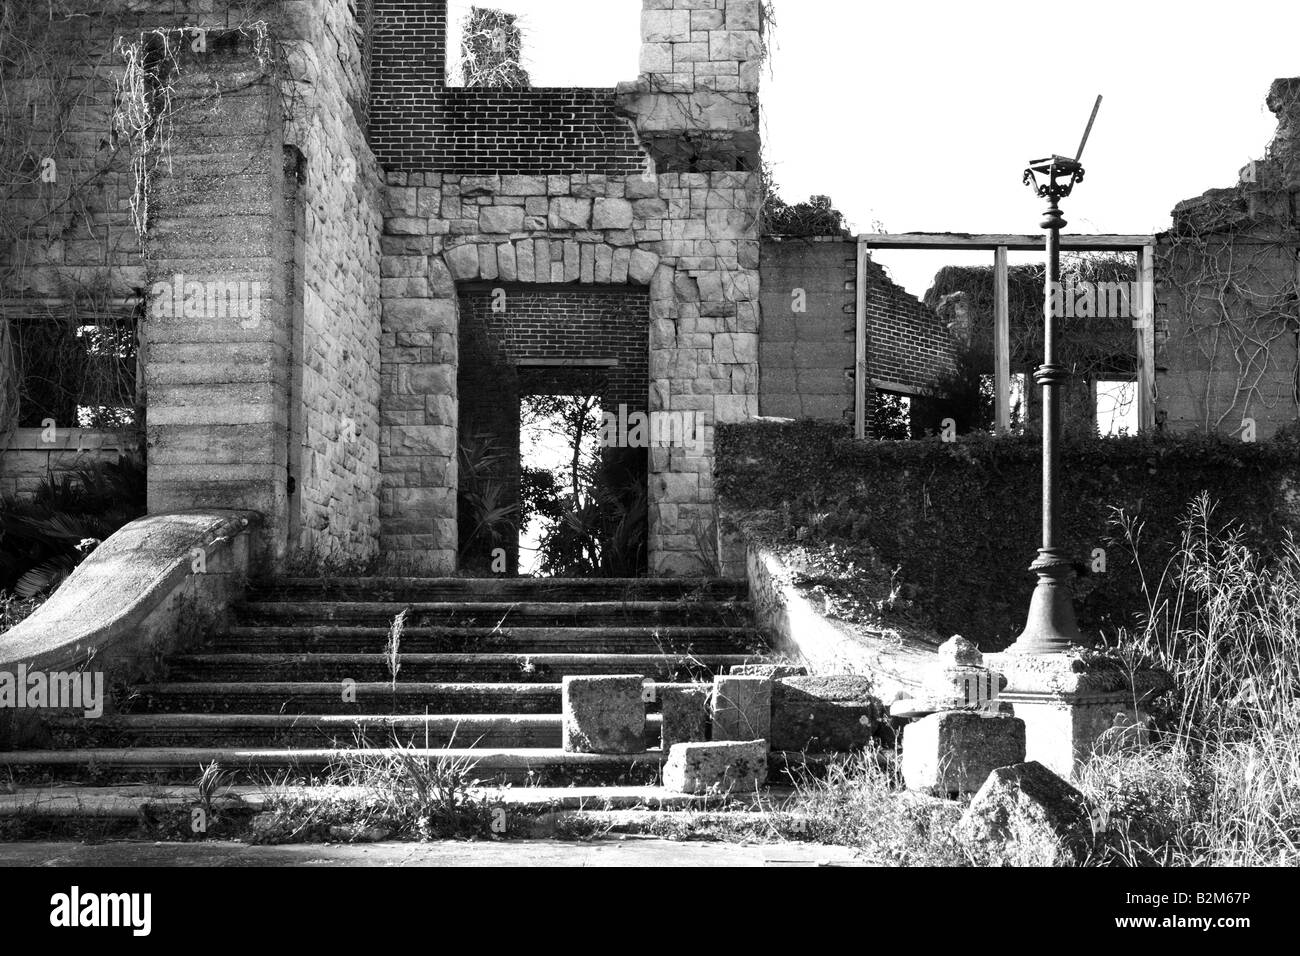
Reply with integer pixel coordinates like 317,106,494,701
1006,152,1089,655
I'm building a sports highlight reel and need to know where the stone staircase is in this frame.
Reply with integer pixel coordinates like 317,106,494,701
4,577,767,786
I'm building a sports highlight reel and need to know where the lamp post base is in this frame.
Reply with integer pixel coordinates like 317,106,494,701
1006,552,1085,655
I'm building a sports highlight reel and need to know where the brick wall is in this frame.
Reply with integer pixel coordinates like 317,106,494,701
458,285,649,415
369,0,646,173
865,254,956,392
758,237,956,424
456,285,649,570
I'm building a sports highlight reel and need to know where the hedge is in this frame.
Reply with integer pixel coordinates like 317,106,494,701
716,420,1300,649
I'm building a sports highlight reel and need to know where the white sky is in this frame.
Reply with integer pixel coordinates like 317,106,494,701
447,0,1299,296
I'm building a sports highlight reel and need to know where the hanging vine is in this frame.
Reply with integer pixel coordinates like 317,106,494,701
112,19,275,242
1157,81,1300,434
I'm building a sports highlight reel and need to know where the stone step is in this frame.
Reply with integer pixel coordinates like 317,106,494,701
125,681,704,715
210,624,761,655
0,784,736,822
235,600,747,628
166,652,755,683
46,713,667,750
249,577,748,603
0,747,667,785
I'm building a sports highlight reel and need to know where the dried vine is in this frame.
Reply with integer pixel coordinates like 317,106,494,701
113,19,275,242
1157,80,1300,433
1,0,131,449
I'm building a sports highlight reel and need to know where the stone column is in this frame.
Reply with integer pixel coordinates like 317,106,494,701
143,38,291,572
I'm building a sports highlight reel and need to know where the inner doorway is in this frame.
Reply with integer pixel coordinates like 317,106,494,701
455,283,650,577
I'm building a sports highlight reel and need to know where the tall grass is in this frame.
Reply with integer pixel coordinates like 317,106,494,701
1082,493,1300,865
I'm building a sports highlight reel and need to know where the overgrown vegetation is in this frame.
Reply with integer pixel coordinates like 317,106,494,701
456,431,519,573
458,6,530,89
247,745,499,844
1079,495,1300,865
922,254,1137,435
717,419,1300,648
760,163,850,237
517,394,648,577
0,454,145,603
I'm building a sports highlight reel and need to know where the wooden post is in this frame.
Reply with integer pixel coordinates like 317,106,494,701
994,245,1011,434
1136,244,1156,430
855,239,869,439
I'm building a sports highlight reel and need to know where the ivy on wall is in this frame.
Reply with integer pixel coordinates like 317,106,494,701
717,419,1300,648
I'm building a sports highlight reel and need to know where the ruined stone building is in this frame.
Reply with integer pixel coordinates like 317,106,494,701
2,1,1293,586
1156,79,1300,440
0,0,961,577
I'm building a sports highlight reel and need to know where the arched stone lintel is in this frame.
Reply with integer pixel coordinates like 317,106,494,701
442,239,662,287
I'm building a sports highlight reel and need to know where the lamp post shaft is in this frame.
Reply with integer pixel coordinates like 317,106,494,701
1007,186,1086,655
1042,198,1061,553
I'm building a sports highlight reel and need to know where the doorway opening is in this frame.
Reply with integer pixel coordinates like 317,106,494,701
456,284,651,577
517,372,647,578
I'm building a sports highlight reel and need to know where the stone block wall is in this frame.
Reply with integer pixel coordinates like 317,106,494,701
280,0,384,566
142,38,294,566
1155,77,1300,440
24,1,386,572
373,0,765,575
758,237,956,424
0,5,146,490
759,237,856,421
0,431,130,500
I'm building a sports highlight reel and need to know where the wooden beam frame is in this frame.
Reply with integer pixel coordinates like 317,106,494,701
857,233,1156,251
993,245,1011,434
854,241,870,439
858,232,1162,436
1135,244,1157,430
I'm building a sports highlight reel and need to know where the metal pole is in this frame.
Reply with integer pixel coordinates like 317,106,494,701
1007,176,1086,655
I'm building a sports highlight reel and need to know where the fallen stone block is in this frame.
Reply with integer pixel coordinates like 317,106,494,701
710,675,771,742
902,711,1026,796
956,760,1094,865
771,675,884,752
729,663,808,679
562,675,646,754
663,740,767,794
659,684,710,751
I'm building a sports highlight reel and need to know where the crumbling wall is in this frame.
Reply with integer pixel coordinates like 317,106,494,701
372,0,765,574
369,2,644,174
2,1,384,572
1156,78,1300,439
0,3,148,494
757,237,955,424
863,253,956,395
